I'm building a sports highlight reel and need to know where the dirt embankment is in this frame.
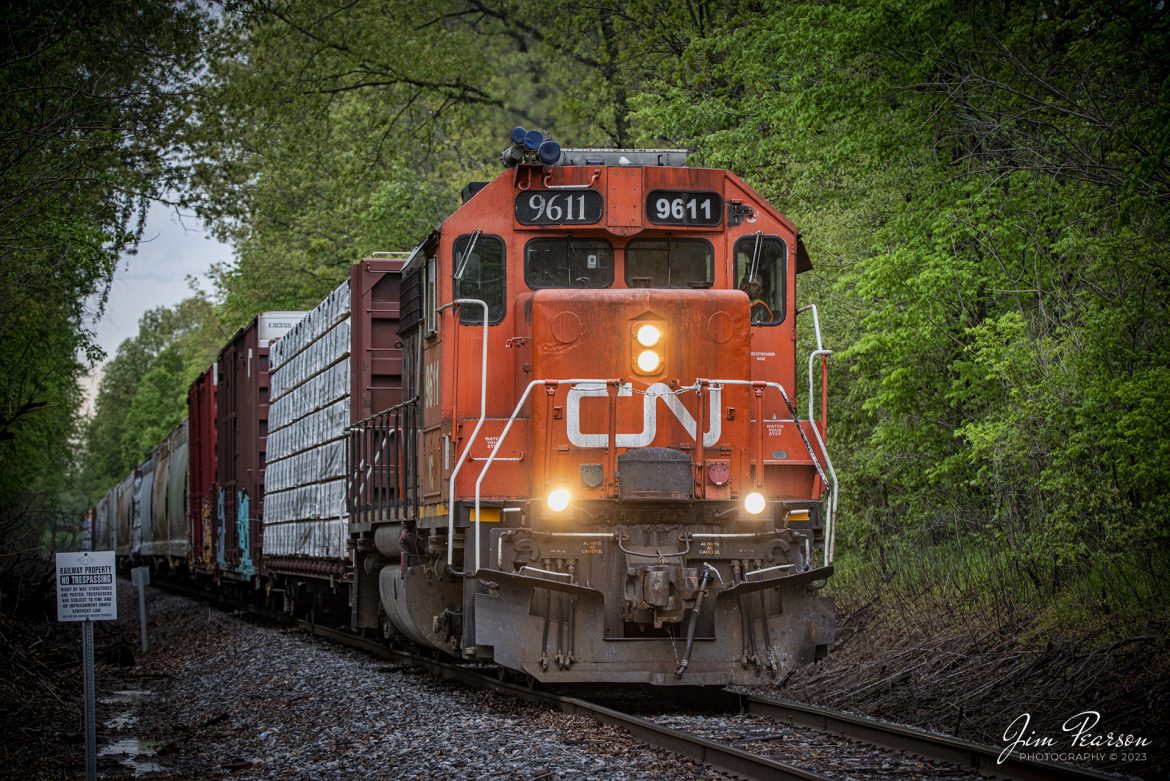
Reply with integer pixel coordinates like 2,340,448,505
777,598,1168,779
0,560,233,780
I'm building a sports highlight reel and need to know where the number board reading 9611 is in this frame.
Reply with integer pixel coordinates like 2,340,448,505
647,190,723,226
515,190,603,225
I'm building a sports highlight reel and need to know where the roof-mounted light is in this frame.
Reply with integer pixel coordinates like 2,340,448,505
523,129,544,151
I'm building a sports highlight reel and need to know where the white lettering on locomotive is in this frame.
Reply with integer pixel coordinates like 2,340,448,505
423,359,440,411
565,382,722,448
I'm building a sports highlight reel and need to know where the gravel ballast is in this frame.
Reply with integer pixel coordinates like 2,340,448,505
91,584,733,780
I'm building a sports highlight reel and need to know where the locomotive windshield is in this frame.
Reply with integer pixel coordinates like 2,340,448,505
525,238,614,289
625,238,713,288
454,233,506,324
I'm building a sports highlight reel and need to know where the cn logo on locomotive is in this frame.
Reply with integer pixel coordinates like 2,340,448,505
565,382,722,448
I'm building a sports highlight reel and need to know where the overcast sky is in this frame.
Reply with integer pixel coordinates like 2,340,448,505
79,200,230,415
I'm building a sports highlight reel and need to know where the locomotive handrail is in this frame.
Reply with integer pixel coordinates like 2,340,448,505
797,303,825,352
795,303,833,427
466,376,838,573
803,363,835,562
520,530,616,538
350,424,394,503
346,397,416,427
691,531,784,539
797,303,832,428
616,529,690,560
542,169,600,190
472,378,614,575
440,298,490,574
347,395,419,525
697,378,838,566
744,563,797,579
520,565,575,581
348,395,419,428
797,304,837,562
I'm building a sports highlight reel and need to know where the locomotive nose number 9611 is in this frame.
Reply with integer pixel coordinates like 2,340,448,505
515,190,604,225
646,190,723,227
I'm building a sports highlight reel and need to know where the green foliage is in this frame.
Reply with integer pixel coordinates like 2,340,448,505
0,0,206,556
72,0,1169,637
122,345,188,466
82,297,226,500
627,0,1169,623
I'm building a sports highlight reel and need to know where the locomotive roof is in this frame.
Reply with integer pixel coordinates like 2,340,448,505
400,155,814,274
553,148,688,167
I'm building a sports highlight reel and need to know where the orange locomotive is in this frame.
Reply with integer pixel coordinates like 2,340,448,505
350,132,837,686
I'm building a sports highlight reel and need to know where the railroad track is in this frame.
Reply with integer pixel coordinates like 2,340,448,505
154,578,1121,781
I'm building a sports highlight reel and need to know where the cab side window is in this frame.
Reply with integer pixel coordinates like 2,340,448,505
453,234,505,325
734,235,787,325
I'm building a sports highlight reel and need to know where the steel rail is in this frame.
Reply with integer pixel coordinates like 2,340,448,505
741,694,1122,781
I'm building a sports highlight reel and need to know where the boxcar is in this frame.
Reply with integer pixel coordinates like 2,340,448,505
187,365,217,575
263,259,405,621
215,312,303,581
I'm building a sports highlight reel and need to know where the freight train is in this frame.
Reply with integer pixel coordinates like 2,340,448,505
89,133,838,686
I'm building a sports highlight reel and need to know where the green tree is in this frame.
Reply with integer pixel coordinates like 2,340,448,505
630,0,1169,617
122,344,188,466
0,0,206,561
81,297,225,500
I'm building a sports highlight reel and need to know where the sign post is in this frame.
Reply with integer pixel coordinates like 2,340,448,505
131,566,150,654
56,551,117,781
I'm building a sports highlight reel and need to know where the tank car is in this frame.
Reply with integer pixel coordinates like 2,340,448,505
348,135,838,686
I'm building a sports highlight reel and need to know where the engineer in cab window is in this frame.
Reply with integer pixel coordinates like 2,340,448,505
735,234,786,325
739,275,774,324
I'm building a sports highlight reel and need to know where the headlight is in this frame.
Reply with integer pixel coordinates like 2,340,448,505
744,492,767,515
635,324,661,347
635,349,661,374
631,320,666,375
547,488,571,513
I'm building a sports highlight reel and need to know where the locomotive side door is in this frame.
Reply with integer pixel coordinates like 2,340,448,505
421,250,446,504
